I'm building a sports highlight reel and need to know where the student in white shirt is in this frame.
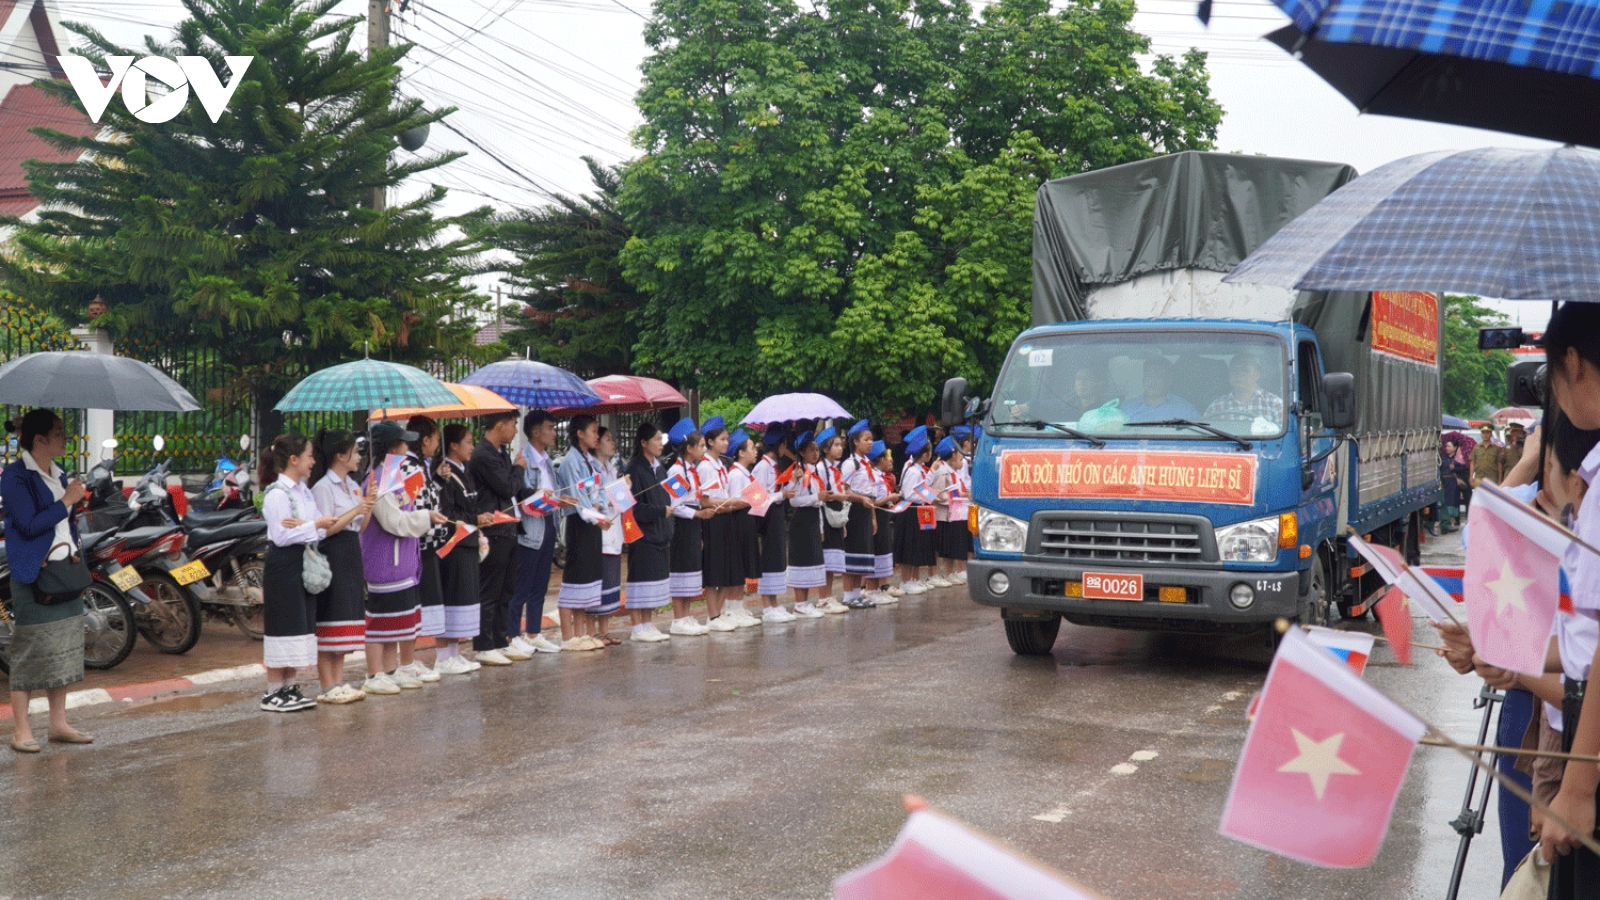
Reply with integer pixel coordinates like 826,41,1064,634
259,434,339,713
309,429,375,705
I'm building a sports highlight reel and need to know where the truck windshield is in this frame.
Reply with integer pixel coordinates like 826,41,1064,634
989,332,1288,440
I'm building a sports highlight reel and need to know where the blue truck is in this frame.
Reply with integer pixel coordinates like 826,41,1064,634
942,152,1441,655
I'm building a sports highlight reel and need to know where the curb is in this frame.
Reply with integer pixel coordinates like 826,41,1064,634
0,615,563,722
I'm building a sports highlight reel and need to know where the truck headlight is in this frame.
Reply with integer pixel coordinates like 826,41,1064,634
977,507,1028,553
1215,516,1281,563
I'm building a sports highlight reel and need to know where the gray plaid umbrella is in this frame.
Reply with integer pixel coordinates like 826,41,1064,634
1225,145,1600,302
0,351,200,411
275,358,457,412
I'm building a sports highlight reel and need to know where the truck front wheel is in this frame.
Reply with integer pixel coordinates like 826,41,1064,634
1298,548,1335,628
1004,613,1062,656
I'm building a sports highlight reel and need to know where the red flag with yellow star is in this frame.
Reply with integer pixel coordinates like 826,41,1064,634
1465,483,1570,675
1220,628,1424,867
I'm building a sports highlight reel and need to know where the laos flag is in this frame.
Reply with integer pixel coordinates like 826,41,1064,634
663,472,692,501
1220,628,1424,867
1302,626,1374,676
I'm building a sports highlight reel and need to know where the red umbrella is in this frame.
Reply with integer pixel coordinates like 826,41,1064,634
1491,406,1535,423
552,375,686,415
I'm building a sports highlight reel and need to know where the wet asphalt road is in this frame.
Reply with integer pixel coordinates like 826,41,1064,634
1,553,1508,898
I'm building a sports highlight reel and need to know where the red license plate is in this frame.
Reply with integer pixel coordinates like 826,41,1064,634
1082,571,1144,601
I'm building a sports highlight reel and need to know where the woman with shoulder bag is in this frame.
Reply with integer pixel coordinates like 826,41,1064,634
259,432,340,714
3,409,92,751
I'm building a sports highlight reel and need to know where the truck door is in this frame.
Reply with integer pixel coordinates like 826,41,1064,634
1297,339,1339,519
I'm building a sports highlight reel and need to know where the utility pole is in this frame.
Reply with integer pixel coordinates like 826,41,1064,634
366,1,390,211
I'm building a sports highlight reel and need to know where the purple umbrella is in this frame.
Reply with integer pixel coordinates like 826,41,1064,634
741,392,851,426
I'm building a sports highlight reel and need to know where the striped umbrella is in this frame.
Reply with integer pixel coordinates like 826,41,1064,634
1258,0,1600,148
275,359,458,412
462,359,601,409
1226,146,1600,302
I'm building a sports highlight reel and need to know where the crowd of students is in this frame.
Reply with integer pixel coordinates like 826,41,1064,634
1433,301,1600,899
256,410,974,712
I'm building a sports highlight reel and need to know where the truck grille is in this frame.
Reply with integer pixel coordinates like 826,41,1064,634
1036,516,1206,564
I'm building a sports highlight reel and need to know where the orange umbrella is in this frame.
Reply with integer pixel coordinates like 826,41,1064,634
370,383,516,421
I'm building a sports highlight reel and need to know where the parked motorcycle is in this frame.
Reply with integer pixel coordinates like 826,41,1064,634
194,435,257,512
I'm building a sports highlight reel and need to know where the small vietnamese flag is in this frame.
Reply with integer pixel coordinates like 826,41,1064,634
775,465,793,487
1465,483,1570,675
917,505,937,531
402,469,425,502
742,480,773,516
490,509,518,526
1374,586,1413,666
621,509,643,544
1220,628,1424,867
437,522,477,559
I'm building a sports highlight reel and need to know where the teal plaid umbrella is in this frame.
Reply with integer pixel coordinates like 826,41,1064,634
275,359,457,412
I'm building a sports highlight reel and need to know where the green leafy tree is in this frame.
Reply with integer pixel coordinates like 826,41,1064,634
1440,294,1514,417
481,157,643,377
0,0,491,401
621,0,1221,415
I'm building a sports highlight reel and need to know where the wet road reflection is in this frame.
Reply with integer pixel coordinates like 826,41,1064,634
0,590,1502,899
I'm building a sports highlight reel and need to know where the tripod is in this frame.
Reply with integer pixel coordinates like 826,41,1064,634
1446,684,1507,900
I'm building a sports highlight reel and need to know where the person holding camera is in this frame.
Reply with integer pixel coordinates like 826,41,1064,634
3,409,92,751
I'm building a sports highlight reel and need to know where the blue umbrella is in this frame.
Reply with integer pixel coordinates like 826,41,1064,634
462,359,602,409
1255,0,1600,147
1442,414,1470,429
1226,145,1600,302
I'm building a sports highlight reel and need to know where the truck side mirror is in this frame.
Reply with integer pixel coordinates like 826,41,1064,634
941,377,970,428
1507,360,1546,407
1322,372,1357,431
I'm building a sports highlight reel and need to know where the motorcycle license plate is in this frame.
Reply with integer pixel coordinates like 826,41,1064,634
1082,571,1144,601
109,566,143,592
170,560,210,586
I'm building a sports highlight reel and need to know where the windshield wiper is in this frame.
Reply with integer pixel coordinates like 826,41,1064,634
1124,419,1251,451
991,418,1106,448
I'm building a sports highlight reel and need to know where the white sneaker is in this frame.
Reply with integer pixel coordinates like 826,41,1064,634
953,570,968,584
502,643,533,661
707,614,740,632
926,575,953,588
870,590,899,605
631,624,671,643
792,601,825,618
887,585,907,597
903,581,928,594
528,634,563,653
821,598,850,614
670,617,707,636
362,674,401,695
436,655,475,676
476,649,513,666
403,661,441,683
761,605,795,623
390,668,424,689
510,635,537,655
733,606,763,628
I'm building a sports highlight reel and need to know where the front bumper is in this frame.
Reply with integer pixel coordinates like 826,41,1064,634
968,558,1301,632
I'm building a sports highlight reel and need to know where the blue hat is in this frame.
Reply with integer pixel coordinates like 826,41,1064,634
668,419,698,445
868,440,888,461
847,419,870,437
952,425,973,440
816,426,837,444
700,416,726,435
793,430,817,451
763,422,787,446
725,428,749,455
906,434,928,456
935,436,956,457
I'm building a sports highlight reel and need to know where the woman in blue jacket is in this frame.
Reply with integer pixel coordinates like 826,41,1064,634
2,409,91,752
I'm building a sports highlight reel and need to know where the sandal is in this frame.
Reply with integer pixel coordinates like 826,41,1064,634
47,730,93,745
599,635,621,646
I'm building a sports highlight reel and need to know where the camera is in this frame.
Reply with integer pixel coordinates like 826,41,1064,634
1507,360,1546,407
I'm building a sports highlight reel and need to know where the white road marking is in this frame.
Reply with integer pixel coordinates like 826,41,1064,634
187,663,266,685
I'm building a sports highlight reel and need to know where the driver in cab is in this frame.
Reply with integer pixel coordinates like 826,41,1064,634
1006,363,1109,424
1203,355,1284,428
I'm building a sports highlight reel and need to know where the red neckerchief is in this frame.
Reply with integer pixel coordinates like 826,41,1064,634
854,454,881,486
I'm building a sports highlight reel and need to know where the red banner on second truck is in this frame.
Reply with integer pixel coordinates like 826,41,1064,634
1371,291,1438,366
998,450,1258,505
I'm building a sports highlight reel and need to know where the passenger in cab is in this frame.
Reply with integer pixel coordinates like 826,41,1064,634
1121,357,1198,422
1203,354,1283,426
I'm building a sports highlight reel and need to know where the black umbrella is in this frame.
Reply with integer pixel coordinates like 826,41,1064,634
1265,24,1600,148
0,351,201,412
